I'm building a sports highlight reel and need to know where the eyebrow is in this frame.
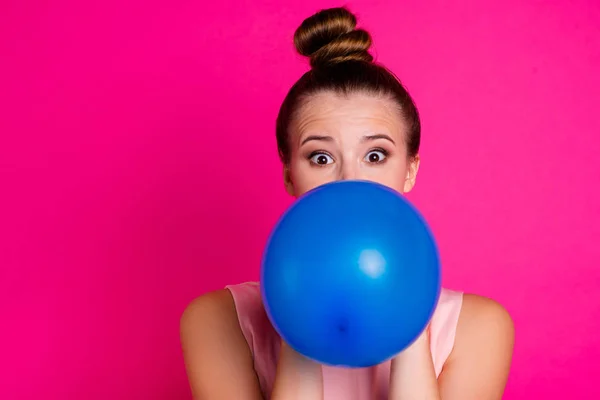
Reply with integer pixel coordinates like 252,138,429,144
361,134,395,145
300,133,396,146
300,135,334,146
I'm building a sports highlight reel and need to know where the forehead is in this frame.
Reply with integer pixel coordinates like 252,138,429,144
291,91,405,137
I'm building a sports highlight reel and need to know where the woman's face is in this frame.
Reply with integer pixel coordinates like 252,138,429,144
284,91,420,197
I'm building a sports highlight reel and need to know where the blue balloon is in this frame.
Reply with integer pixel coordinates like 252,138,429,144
260,180,441,368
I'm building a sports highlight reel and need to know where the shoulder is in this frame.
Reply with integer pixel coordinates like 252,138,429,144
180,282,277,361
180,289,264,399
443,293,514,379
180,282,263,332
455,294,514,346
180,289,244,357
180,289,237,329
436,294,514,397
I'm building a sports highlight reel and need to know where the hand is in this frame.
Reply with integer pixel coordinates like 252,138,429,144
389,325,441,400
404,324,431,353
271,341,323,400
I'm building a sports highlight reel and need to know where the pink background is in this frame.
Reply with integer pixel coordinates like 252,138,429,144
1,0,599,399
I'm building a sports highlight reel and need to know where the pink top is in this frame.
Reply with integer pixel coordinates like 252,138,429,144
226,281,463,400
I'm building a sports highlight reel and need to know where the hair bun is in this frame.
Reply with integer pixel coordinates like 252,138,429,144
294,7,373,69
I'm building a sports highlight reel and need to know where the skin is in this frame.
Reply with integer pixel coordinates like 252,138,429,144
180,92,515,400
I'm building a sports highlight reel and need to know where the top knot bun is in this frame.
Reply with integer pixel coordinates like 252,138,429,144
294,7,373,69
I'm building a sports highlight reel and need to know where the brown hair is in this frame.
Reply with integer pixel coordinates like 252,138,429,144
276,7,421,164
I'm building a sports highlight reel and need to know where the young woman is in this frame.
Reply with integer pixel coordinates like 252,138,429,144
180,7,514,400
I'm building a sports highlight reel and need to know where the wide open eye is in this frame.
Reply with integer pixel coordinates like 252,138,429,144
364,149,387,164
310,152,334,166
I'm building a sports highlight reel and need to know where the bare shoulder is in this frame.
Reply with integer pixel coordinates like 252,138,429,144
180,289,263,400
457,294,514,340
180,289,239,329
452,293,515,360
180,289,243,354
438,294,514,399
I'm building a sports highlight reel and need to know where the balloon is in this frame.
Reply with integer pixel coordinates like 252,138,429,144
260,180,441,368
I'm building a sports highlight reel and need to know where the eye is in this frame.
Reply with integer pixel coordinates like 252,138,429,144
364,149,387,164
309,152,334,166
